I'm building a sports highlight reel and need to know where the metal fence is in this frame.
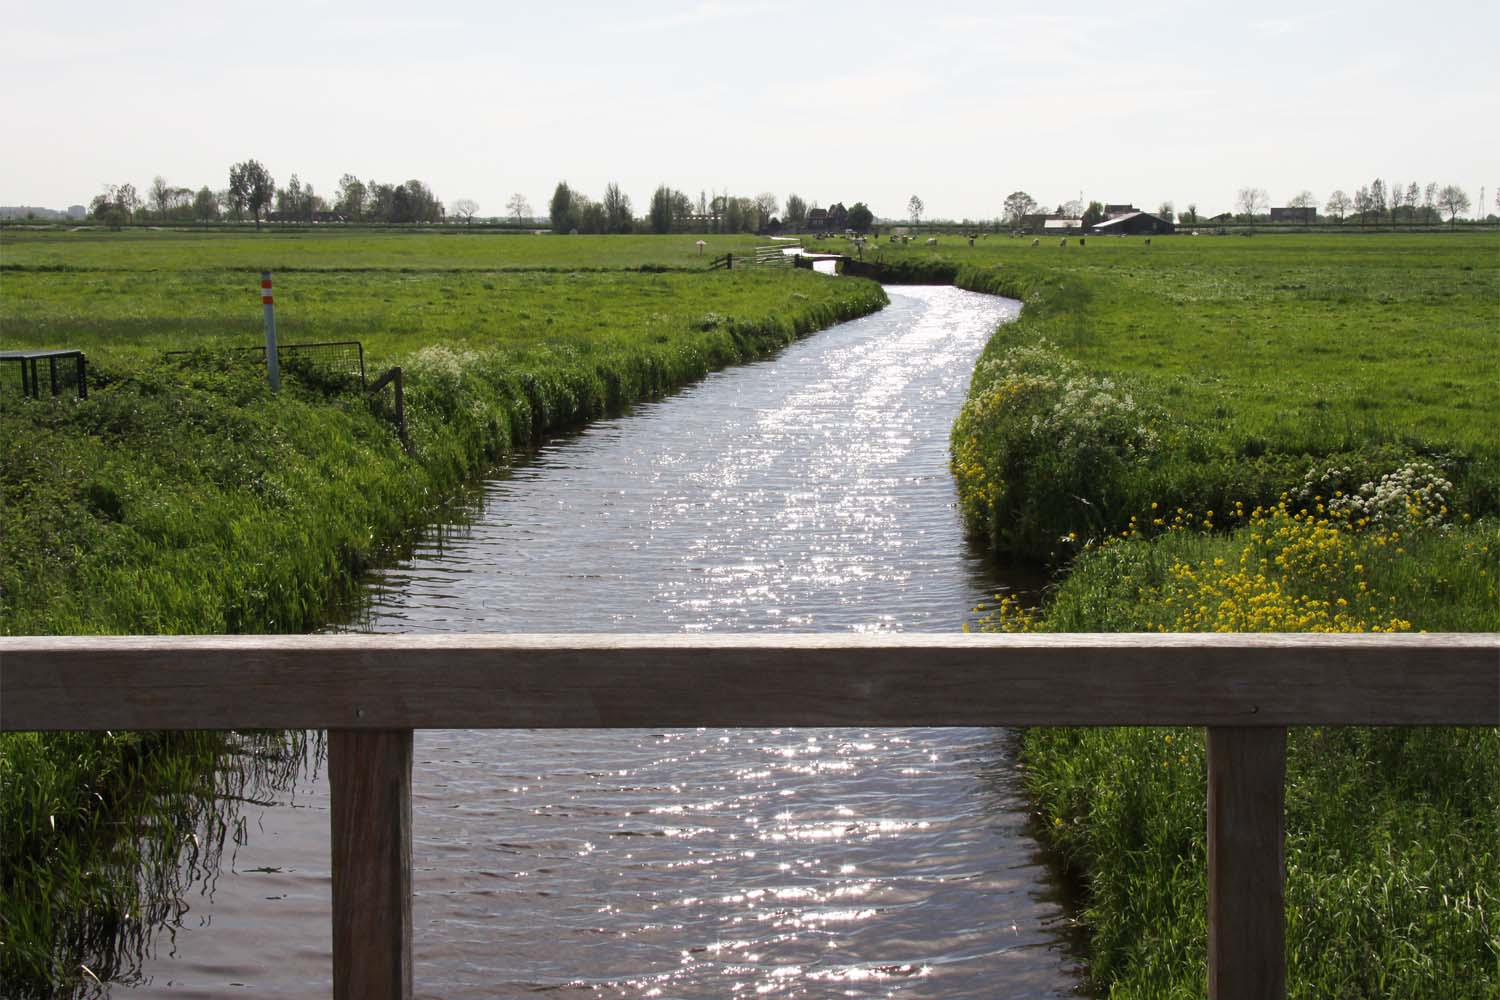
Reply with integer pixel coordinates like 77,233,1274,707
164,341,366,390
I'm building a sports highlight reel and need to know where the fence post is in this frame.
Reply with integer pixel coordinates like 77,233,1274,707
330,729,413,1000
1206,726,1287,1000
261,271,280,392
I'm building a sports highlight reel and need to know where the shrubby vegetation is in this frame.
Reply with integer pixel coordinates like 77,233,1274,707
923,231,1499,997
0,236,886,989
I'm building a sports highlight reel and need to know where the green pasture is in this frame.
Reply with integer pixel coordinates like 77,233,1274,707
0,232,885,991
891,228,1500,997
0,227,766,272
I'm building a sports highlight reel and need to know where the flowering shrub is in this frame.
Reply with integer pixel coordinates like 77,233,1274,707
1303,460,1454,530
952,341,1158,559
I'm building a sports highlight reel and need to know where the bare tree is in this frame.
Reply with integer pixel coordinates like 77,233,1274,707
1235,187,1268,222
1157,200,1175,223
907,194,924,225
1423,182,1439,224
755,192,779,225
1326,190,1351,223
1437,185,1470,228
450,199,480,223
507,193,532,224
1182,203,1198,225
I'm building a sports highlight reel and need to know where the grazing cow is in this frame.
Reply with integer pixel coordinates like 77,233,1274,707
1144,238,1152,246
1031,238,1039,247
1059,238,1068,247
1078,237,1086,247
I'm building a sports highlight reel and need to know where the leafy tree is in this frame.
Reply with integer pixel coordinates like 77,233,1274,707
578,197,607,234
649,185,675,234
336,174,367,219
506,193,531,224
89,186,134,229
192,186,220,221
602,182,633,233
1404,182,1420,225
670,189,693,226
784,193,807,229
450,198,480,223
1326,189,1351,222
1081,200,1105,229
229,160,275,231
1423,182,1439,224
1369,178,1386,225
550,181,576,233
907,194,923,225
1002,191,1036,227
1437,184,1470,228
1182,203,1199,225
149,176,172,220
847,202,873,233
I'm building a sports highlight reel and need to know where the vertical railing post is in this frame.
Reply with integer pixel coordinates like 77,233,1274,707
329,729,414,1000
1207,726,1287,1000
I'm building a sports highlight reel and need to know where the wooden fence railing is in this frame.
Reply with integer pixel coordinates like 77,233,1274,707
2,632,1495,1000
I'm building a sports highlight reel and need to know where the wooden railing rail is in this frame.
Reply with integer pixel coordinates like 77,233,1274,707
3,632,1496,1000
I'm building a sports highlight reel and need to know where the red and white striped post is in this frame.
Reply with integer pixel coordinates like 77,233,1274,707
261,271,280,392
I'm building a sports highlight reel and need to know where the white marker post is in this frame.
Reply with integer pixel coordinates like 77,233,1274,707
261,271,280,392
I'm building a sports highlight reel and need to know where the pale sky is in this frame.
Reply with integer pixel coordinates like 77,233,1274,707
3,0,1496,220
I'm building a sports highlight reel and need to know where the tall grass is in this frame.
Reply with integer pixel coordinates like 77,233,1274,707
0,236,887,991
932,231,1500,996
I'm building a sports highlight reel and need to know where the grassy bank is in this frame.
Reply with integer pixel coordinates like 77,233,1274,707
903,232,1500,996
1,267,886,632
0,232,886,989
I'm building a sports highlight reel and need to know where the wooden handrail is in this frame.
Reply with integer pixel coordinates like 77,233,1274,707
2,632,1496,1000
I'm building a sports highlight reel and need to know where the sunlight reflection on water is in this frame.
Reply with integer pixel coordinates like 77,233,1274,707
130,287,1084,998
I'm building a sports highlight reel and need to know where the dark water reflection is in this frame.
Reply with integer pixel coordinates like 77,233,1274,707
126,286,1083,997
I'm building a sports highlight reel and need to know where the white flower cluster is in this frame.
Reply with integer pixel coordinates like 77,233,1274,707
1308,461,1454,530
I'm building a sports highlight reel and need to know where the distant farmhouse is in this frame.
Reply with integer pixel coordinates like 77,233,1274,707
1018,203,1173,236
1091,211,1175,236
1269,206,1316,224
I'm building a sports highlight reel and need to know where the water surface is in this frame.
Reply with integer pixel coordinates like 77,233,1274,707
131,286,1082,997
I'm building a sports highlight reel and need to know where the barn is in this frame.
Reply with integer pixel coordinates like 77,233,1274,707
1089,211,1175,236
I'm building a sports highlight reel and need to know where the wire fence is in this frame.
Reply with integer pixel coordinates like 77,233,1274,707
164,341,366,392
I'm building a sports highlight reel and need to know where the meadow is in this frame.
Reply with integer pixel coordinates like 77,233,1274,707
3,228,1496,996
846,230,1500,998
0,226,769,272
0,229,885,992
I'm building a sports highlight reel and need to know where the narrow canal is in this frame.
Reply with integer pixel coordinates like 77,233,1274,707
132,285,1084,997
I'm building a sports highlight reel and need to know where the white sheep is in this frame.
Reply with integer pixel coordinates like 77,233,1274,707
1031,238,1039,247
1059,237,1068,247
926,237,937,246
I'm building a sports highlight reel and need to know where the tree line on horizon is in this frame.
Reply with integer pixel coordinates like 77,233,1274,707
75,163,1492,232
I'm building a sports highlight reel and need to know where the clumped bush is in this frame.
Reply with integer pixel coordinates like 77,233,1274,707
952,340,1159,559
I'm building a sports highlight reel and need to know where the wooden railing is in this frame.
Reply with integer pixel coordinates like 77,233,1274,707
2,632,1496,999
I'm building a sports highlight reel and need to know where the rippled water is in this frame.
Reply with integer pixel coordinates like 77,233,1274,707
129,286,1084,997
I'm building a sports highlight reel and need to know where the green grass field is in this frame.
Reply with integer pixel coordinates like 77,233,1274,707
3,229,1496,996
0,227,768,272
875,230,1500,998
0,230,885,993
